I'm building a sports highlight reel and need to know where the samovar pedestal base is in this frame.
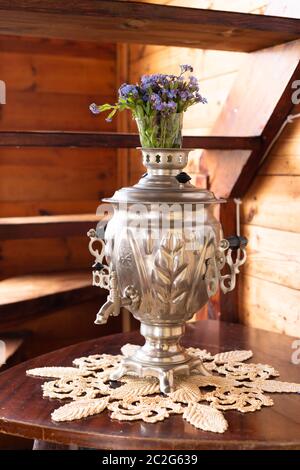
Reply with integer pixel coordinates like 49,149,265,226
109,323,211,393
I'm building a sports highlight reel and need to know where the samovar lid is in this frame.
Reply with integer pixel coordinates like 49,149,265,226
103,148,226,205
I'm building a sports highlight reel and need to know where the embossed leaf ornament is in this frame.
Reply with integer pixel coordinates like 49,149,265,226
26,344,300,433
152,233,189,307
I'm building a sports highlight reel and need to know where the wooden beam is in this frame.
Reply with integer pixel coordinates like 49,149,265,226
0,1,299,52
0,131,261,150
0,214,105,240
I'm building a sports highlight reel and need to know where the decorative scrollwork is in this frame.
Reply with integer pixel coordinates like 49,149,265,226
88,228,141,324
218,238,247,294
87,228,110,290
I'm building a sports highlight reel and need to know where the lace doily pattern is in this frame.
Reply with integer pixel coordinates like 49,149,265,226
26,344,300,434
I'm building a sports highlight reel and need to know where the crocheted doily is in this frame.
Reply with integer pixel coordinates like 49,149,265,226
26,344,300,434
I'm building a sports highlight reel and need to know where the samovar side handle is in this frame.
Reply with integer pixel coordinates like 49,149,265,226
87,228,122,324
87,229,141,325
218,235,248,294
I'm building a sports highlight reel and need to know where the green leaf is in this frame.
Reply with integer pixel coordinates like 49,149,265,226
106,108,118,121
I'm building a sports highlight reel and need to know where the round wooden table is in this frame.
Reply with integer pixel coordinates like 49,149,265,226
0,320,299,450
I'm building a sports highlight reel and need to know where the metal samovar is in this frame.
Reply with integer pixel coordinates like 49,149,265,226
88,148,247,393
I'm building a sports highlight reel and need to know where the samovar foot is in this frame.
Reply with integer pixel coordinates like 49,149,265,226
158,370,174,394
109,354,210,394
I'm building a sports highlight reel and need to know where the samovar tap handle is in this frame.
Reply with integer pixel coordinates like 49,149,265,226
218,235,248,294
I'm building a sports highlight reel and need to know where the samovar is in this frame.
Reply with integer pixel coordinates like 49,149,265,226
88,148,247,393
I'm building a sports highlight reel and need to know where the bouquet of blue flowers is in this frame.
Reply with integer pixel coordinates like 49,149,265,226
90,65,207,148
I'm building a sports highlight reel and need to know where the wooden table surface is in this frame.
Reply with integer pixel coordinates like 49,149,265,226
0,320,299,450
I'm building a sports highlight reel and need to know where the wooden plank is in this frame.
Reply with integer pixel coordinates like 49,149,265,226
0,271,91,304
0,214,107,240
242,224,300,290
0,35,116,58
0,91,116,131
239,274,300,337
0,132,262,150
0,147,116,167
0,164,116,201
259,144,300,175
0,1,299,52
0,271,101,329
0,236,92,277
0,200,99,217
0,52,115,95
241,175,300,233
0,148,116,217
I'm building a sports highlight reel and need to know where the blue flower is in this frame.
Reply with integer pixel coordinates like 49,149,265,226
195,92,207,104
151,93,163,111
179,90,192,101
180,64,193,74
118,83,139,99
89,103,101,114
167,89,177,99
188,75,199,91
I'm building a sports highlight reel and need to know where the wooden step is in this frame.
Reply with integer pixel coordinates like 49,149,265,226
0,131,262,150
0,214,106,240
0,270,97,328
0,1,299,52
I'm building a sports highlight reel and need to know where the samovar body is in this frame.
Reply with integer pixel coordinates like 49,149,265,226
88,149,247,392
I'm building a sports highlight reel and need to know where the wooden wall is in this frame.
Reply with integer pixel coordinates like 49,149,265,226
0,36,118,278
239,103,300,337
